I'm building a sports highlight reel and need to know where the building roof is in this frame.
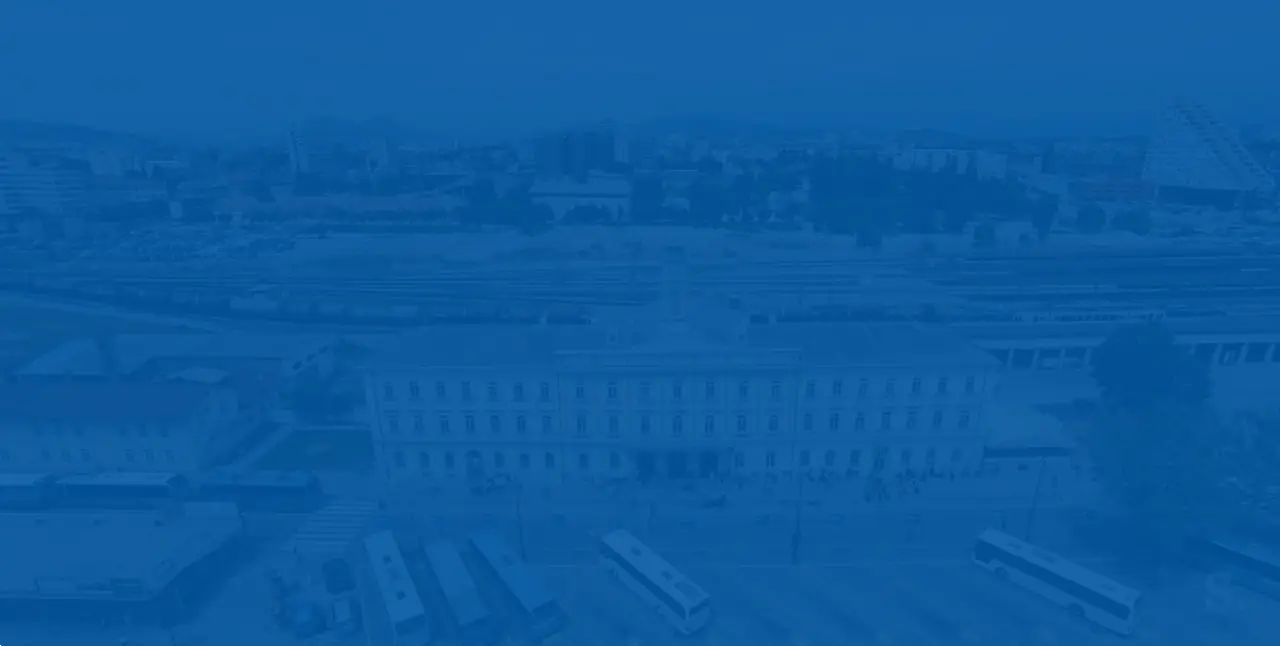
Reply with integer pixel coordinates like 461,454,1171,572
16,333,335,377
369,320,998,371
0,503,240,600
0,380,224,425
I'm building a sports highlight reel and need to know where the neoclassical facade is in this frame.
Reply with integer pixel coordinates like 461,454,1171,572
364,311,1002,488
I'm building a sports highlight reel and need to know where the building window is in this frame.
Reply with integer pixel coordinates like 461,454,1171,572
802,413,813,431
514,383,526,402
576,416,587,437
958,410,971,430
610,452,621,470
828,412,840,432
906,408,919,430
705,380,716,399
900,449,912,467
464,414,476,435
771,380,782,400
607,382,618,400
494,452,505,469
489,415,502,435
932,410,944,430
409,381,421,400
799,450,811,467
516,415,528,435
768,415,780,434
641,414,652,435
735,451,745,468
738,380,750,399
735,415,748,436
640,382,651,399
911,377,922,396
936,377,949,396
485,382,497,402
575,382,586,399
855,412,866,431
438,415,451,434
541,415,553,435
805,381,816,398
964,376,976,394
412,413,425,435
849,450,862,467
824,450,836,468
880,410,892,430
539,382,551,402
419,451,430,469
445,452,455,469
609,415,620,437
579,453,589,470
383,382,395,401
435,382,447,399
704,416,715,437
386,414,400,435
545,452,556,469
832,379,843,396
884,379,896,397
765,451,777,469
858,378,869,398
925,448,937,467
461,381,472,401
672,415,684,436
672,381,683,400
1220,344,1243,366
520,453,530,469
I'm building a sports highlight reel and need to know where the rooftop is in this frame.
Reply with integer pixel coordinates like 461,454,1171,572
0,503,241,600
369,320,998,371
0,379,225,425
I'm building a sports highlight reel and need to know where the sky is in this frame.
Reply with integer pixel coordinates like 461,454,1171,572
1,0,1277,140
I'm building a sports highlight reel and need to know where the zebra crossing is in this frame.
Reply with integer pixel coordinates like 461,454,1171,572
285,498,380,559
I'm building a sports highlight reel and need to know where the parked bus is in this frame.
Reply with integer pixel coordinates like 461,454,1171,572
1198,539,1280,601
467,534,567,642
597,530,711,635
0,473,57,510
192,469,325,512
423,541,502,646
54,472,188,509
973,529,1141,635
363,530,432,646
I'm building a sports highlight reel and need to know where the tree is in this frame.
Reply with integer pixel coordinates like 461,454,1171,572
1076,204,1107,234
1031,196,1058,241
1082,322,1222,570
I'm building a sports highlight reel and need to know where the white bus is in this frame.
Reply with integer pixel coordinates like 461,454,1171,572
597,530,711,635
364,530,432,646
972,529,1141,635
467,534,567,642
422,541,502,646
1200,539,1280,601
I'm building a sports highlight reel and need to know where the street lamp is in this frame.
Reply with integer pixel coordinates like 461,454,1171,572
1025,456,1049,542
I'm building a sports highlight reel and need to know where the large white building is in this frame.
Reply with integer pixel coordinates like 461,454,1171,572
364,313,1002,487
1143,100,1275,202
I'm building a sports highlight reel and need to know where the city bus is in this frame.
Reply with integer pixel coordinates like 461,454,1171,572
597,530,711,635
972,529,1142,635
53,472,188,509
192,469,326,512
422,540,502,646
1198,539,1280,601
363,530,432,646
0,472,57,510
467,534,567,642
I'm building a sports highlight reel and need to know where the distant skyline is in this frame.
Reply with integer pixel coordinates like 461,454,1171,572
2,1,1278,141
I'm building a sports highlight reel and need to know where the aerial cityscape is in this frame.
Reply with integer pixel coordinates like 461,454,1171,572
4,8,1280,644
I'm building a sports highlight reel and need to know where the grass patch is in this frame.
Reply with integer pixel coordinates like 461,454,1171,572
254,428,373,472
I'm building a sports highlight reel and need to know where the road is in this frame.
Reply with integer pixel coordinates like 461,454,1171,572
542,559,1274,646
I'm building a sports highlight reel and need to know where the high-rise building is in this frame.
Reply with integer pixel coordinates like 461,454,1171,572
1143,101,1276,205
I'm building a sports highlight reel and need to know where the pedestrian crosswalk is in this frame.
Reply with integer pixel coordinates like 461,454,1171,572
285,498,380,559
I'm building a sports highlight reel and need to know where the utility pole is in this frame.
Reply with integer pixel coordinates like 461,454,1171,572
1025,457,1048,542
515,483,528,560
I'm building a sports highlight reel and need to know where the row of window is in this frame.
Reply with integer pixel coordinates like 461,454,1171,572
0,447,179,465
992,340,1280,371
380,375,981,404
381,408,974,438
14,423,174,439
386,446,969,473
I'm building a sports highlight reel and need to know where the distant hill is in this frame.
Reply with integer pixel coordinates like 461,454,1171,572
0,120,153,147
